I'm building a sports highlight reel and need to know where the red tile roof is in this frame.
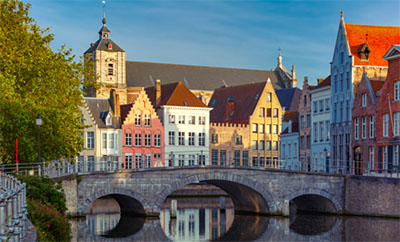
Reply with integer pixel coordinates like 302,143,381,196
283,111,298,122
369,79,385,96
208,82,268,123
315,75,331,89
345,24,400,66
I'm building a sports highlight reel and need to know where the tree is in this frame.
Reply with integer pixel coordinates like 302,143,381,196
0,0,96,163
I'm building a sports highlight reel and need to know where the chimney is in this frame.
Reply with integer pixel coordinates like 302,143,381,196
317,78,324,84
288,120,292,133
109,89,120,125
225,101,235,120
291,65,296,79
304,76,308,85
155,79,161,106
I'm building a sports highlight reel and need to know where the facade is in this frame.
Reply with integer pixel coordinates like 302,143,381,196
120,89,165,169
352,74,383,175
298,77,315,171
209,80,283,167
375,45,400,175
79,91,123,171
280,116,300,170
330,12,400,174
145,81,212,166
84,17,298,105
310,76,331,172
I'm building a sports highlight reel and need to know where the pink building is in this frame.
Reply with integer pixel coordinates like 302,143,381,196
121,89,165,168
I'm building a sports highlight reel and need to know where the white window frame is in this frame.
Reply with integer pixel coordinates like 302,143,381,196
369,116,375,138
189,132,195,146
362,117,367,139
188,116,195,125
144,114,151,126
154,134,161,147
87,131,94,149
168,131,175,145
145,134,151,147
354,118,359,140
125,133,132,146
394,112,400,136
198,133,205,146
395,81,400,101
383,114,389,137
178,132,185,146
362,93,367,107
169,114,175,124
199,116,206,125
135,114,141,126
135,133,142,147
178,115,185,124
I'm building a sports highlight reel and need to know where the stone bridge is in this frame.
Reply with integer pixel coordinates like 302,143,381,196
61,166,400,218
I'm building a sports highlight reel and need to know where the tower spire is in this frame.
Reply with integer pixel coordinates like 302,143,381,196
102,0,106,26
277,47,283,68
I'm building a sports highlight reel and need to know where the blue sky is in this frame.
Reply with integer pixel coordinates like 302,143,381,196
24,0,399,87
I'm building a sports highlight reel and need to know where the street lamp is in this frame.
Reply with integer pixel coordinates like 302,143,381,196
36,115,42,164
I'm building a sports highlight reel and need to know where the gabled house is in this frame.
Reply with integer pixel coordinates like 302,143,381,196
352,73,384,175
280,112,299,170
208,80,283,167
145,81,212,166
375,45,400,175
79,90,122,171
120,89,165,169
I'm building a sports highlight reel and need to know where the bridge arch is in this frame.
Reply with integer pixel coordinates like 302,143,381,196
80,188,151,215
154,171,276,214
285,188,342,214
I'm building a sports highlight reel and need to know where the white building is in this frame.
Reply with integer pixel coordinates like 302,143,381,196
310,77,331,173
146,81,212,166
280,120,300,171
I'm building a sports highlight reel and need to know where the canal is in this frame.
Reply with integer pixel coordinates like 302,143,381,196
70,184,399,241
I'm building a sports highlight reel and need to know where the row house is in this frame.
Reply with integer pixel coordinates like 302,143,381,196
208,80,282,167
352,46,400,175
280,112,299,170
145,81,212,166
330,12,400,174
310,76,331,172
120,89,165,169
79,91,123,171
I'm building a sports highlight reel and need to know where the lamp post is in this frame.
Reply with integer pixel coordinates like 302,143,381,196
36,115,42,164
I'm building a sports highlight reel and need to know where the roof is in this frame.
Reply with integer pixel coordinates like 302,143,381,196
370,79,385,96
145,82,207,109
84,38,124,53
384,45,400,60
126,61,290,91
208,82,267,123
344,24,400,66
315,75,331,89
275,88,301,112
120,103,133,124
84,98,113,128
283,111,298,122
281,122,299,134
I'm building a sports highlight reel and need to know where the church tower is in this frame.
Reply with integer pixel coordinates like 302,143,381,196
84,6,127,103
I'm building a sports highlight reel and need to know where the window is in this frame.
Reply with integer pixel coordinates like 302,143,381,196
273,108,279,118
313,122,318,142
87,132,94,149
178,154,185,166
154,153,161,159
135,133,142,146
144,114,151,126
300,115,305,129
178,115,185,124
234,150,240,166
362,93,367,107
273,141,279,151
307,114,311,128
383,146,388,172
354,118,359,140
319,100,324,112
304,95,307,106
260,124,265,134
259,140,265,151
212,150,218,165
188,116,195,124
135,154,143,169
267,108,272,117
252,140,258,150
108,63,113,75
154,134,161,147
102,133,107,149
272,125,278,134
236,135,242,144
168,153,175,167
266,141,271,151
199,116,206,125
326,98,330,111
125,133,132,146
178,132,185,145
326,121,330,141
252,157,259,167
108,133,115,149
266,124,271,134
199,133,205,146
395,81,400,101
394,145,399,168
313,101,318,113
288,144,291,158
252,123,258,133
306,136,311,149
383,114,389,137
144,154,151,168
189,154,195,166
394,112,400,136
189,132,195,146
198,155,206,165
135,114,141,126
369,147,374,172
169,114,175,124
259,107,265,117
266,92,272,102
220,150,226,166
242,151,249,166
145,134,151,147
211,134,218,144
320,121,324,141
106,115,112,126
362,117,367,139
125,155,133,169
168,131,175,145
369,116,375,138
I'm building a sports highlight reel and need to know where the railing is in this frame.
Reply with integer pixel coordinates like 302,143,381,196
0,173,27,241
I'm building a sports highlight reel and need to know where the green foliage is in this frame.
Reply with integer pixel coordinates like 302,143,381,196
0,0,96,163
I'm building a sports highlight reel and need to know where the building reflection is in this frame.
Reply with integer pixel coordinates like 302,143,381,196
86,213,120,236
160,197,234,241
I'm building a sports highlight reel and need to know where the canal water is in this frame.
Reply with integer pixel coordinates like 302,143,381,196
70,186,399,241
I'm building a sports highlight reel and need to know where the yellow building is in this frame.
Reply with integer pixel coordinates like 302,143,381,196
209,80,282,167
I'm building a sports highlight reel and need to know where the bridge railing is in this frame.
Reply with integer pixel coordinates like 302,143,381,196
0,173,28,241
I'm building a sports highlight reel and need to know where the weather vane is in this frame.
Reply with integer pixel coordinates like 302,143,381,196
278,47,281,56
102,0,106,20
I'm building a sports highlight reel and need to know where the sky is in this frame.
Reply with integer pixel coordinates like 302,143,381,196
24,0,400,87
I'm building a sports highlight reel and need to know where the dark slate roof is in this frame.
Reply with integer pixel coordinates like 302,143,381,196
283,111,298,122
120,103,133,124
126,61,288,91
84,98,114,128
275,88,301,112
145,82,207,109
208,82,267,123
281,122,299,134
84,38,124,53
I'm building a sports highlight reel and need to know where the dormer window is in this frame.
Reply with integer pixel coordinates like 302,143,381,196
108,63,113,75
358,43,371,61
106,115,112,126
